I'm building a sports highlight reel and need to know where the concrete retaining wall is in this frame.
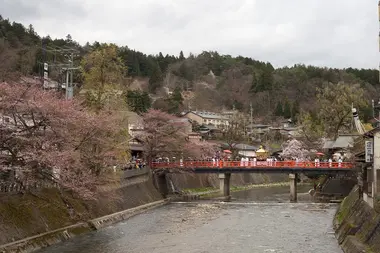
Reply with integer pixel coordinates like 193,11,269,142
88,199,169,230
0,199,168,253
334,185,380,253
0,176,163,248
123,167,149,179
169,173,288,190
0,223,92,253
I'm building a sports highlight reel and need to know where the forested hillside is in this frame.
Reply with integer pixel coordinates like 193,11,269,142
0,15,378,125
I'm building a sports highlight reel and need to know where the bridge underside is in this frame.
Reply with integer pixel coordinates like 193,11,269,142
158,167,353,174
153,164,355,202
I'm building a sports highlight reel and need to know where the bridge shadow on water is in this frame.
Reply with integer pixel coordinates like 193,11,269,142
230,184,315,203
176,184,317,204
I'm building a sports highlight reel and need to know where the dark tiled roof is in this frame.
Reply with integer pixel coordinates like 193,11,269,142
187,111,228,120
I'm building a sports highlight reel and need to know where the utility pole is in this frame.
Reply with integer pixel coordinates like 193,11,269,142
250,103,253,135
373,98,380,127
372,99,375,119
63,51,79,100
351,103,354,132
378,101,380,128
378,1,380,83
39,43,79,100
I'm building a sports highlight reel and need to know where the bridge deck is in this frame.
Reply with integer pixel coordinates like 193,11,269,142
151,161,354,174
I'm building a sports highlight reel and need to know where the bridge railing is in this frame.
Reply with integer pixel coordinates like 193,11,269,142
150,161,354,170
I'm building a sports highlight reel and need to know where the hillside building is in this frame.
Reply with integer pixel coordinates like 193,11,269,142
183,111,229,128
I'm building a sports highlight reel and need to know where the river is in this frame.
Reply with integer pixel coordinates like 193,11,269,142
36,185,342,253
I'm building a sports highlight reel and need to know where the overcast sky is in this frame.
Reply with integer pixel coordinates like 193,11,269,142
1,0,378,68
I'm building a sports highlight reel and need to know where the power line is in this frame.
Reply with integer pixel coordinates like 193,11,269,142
40,42,80,99
378,1,380,82
250,102,253,135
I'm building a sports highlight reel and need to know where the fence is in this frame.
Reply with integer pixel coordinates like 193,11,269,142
0,167,150,194
0,180,58,193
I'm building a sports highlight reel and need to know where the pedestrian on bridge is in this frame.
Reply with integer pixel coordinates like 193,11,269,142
240,157,244,166
314,158,320,167
253,157,257,166
338,157,342,167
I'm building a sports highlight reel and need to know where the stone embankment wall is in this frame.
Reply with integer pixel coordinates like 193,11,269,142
0,169,289,252
0,177,162,247
334,186,380,253
0,199,168,253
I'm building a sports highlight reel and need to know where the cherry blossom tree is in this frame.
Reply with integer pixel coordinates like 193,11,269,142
183,140,217,159
138,109,216,162
138,109,184,161
280,139,310,160
0,82,127,198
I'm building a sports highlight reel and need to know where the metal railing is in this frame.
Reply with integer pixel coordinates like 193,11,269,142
151,161,354,170
0,181,58,193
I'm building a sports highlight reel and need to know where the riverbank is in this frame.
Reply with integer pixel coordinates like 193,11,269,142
34,195,342,252
0,178,163,251
0,178,335,253
0,199,169,253
0,171,292,253
334,186,380,253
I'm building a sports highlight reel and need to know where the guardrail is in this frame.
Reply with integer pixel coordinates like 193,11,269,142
0,168,150,194
151,161,354,170
0,181,58,193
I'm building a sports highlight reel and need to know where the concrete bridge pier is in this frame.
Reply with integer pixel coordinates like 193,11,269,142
289,173,298,202
219,173,231,200
154,172,169,198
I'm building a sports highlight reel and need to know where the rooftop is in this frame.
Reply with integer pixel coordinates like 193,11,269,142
333,136,355,148
126,111,142,124
323,135,359,149
221,143,258,150
247,124,271,128
234,143,258,150
188,111,228,120
322,140,335,149
171,118,190,123
363,127,380,138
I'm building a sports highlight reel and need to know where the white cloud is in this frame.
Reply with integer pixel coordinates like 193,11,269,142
1,0,378,68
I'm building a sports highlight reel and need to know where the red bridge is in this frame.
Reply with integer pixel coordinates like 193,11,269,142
151,160,356,202
151,160,355,174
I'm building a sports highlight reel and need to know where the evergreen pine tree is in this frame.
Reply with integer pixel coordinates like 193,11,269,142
157,52,166,72
141,91,152,112
126,90,152,114
283,100,292,118
172,87,183,104
167,87,183,114
65,34,72,42
274,102,283,116
291,100,300,122
148,62,163,93
132,56,141,76
179,50,185,60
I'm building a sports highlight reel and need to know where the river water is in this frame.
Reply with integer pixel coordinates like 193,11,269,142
37,185,342,253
